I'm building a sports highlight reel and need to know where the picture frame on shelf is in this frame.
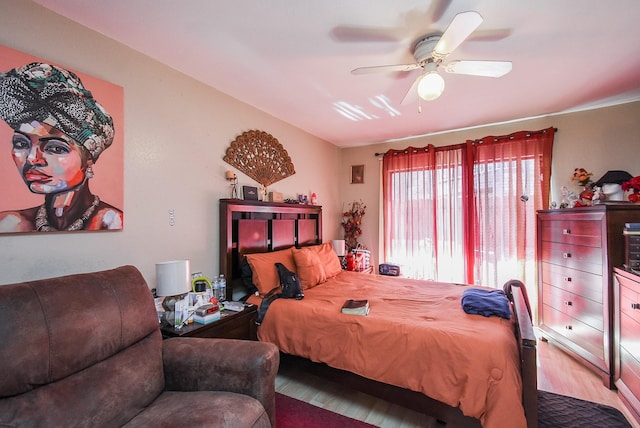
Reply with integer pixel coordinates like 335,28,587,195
242,186,259,200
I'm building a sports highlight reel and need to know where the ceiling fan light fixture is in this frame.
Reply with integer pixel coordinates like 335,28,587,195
417,71,445,101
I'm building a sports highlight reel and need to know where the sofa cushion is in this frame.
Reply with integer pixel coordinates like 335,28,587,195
0,265,165,427
0,331,165,427
0,265,159,398
124,391,271,428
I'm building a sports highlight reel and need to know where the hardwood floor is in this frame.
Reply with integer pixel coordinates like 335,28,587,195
275,333,640,427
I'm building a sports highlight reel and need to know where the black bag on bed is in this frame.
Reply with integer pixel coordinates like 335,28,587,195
255,262,303,325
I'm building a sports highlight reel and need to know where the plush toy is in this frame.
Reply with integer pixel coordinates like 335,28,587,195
560,185,580,208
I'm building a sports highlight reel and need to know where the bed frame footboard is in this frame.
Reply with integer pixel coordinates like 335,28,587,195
509,281,538,428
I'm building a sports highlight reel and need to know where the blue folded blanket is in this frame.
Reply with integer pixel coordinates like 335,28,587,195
461,288,511,319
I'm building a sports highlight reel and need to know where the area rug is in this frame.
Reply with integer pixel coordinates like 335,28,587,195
276,393,377,428
538,390,632,428
276,391,634,427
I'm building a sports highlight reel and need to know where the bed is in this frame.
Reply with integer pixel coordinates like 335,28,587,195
219,199,537,428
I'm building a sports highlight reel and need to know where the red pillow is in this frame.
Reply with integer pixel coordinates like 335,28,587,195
245,247,296,295
292,247,326,289
314,242,343,279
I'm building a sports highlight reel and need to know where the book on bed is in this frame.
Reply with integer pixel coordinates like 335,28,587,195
341,299,370,315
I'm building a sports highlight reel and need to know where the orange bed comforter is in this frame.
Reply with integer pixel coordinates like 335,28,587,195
248,271,526,428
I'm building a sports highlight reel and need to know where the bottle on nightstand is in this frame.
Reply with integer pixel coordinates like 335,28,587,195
217,274,227,301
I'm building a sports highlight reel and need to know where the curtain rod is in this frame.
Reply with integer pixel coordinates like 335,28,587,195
374,127,558,156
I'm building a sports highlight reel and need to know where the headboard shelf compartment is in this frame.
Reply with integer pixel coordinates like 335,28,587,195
219,199,322,297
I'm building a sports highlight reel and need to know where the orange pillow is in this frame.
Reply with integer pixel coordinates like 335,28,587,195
292,247,327,289
314,242,343,279
245,248,296,295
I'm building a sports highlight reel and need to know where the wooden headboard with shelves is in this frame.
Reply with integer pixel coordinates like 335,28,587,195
219,199,322,297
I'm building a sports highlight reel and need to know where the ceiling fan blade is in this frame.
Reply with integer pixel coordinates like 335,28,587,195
427,0,453,23
351,63,421,75
444,60,512,77
331,25,402,43
433,11,484,57
400,74,422,105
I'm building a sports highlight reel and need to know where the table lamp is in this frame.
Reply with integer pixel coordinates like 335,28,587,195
331,239,346,257
156,260,191,326
331,239,347,270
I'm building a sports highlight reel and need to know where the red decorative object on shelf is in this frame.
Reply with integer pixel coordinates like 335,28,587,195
622,175,640,202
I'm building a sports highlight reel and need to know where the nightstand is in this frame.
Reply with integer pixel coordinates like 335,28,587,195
161,304,258,340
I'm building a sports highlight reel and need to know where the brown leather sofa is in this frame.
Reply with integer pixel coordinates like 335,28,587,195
0,265,279,427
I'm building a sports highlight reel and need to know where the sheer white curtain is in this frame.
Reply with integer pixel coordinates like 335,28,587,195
382,144,467,282
471,129,554,288
382,128,554,288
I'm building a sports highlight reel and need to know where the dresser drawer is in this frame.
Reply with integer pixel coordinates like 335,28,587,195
620,311,640,366
542,283,603,331
540,219,602,247
627,235,640,252
619,274,640,322
540,241,603,275
541,262,602,303
541,304,604,360
620,345,640,405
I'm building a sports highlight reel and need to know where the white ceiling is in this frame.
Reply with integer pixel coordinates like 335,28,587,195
33,0,640,147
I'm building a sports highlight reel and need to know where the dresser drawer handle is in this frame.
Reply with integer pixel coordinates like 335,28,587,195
563,228,571,235
565,325,573,330
564,301,573,306
563,276,572,282
563,252,572,259
632,303,640,310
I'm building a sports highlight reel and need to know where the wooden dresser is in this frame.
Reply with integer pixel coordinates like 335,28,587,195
537,205,640,388
613,267,640,424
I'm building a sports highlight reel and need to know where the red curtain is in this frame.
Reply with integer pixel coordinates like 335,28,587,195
382,127,554,287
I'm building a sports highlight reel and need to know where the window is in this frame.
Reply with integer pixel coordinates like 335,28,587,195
382,128,554,288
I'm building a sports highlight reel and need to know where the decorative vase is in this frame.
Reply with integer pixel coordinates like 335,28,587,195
580,187,594,203
629,191,640,203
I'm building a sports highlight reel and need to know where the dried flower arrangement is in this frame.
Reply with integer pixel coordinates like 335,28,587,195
342,200,366,251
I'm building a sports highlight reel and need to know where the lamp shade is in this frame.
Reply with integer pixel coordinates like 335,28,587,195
331,239,346,257
156,260,191,297
417,71,445,101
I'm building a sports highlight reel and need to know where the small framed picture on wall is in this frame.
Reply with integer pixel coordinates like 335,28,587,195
351,165,364,184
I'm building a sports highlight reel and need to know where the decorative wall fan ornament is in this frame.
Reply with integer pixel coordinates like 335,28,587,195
224,130,295,188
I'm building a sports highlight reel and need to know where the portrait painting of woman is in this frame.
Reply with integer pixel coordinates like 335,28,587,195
0,46,124,233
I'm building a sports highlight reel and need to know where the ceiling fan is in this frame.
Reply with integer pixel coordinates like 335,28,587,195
351,11,512,104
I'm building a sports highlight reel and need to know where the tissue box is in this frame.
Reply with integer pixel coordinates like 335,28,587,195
194,311,221,324
268,191,284,203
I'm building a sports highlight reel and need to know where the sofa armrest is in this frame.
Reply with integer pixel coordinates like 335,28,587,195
163,338,279,426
